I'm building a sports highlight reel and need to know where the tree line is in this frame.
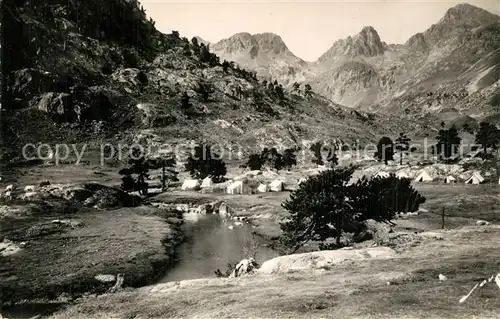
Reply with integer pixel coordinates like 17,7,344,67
375,120,500,165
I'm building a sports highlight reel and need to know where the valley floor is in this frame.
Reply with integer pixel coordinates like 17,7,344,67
1,161,499,318
52,226,500,319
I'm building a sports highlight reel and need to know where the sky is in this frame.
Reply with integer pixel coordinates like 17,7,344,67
141,0,500,62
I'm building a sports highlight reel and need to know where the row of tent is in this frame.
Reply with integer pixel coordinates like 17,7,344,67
374,170,487,185
181,177,286,194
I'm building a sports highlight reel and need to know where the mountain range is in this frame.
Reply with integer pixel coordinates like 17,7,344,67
205,3,500,124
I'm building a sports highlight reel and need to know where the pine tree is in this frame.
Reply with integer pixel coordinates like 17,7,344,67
395,132,411,165
326,147,338,167
280,166,357,251
309,142,324,166
375,137,394,165
191,37,199,48
304,84,313,99
192,79,215,102
282,148,298,170
180,92,191,111
245,153,265,170
475,121,500,155
435,123,461,160
118,147,150,195
158,156,179,192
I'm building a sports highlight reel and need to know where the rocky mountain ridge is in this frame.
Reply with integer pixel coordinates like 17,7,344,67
210,3,500,127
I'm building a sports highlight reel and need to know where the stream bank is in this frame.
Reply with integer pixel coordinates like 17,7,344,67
0,204,184,318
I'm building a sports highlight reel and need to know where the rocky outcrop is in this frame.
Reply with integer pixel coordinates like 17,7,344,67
41,183,141,209
258,247,397,274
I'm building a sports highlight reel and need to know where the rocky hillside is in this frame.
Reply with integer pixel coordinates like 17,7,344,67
211,32,310,86
0,0,407,163
309,4,500,125
210,4,500,128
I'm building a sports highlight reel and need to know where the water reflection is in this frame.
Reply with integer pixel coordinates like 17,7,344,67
161,214,279,282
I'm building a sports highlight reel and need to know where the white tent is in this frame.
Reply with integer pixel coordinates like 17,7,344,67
375,171,390,178
414,170,433,182
396,171,409,179
465,172,484,185
256,183,269,193
200,177,213,188
444,176,456,184
269,180,285,192
227,180,250,195
181,179,201,191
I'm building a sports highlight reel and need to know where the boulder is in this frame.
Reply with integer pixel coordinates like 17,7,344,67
218,202,235,219
229,258,259,278
37,92,76,121
258,247,396,274
476,220,491,226
11,68,57,103
226,180,250,195
194,203,214,214
111,68,148,87
94,274,116,283
47,185,93,202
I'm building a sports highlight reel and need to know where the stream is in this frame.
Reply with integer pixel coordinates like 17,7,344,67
161,213,280,282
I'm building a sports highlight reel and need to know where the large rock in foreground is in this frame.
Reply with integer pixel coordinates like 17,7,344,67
258,247,397,274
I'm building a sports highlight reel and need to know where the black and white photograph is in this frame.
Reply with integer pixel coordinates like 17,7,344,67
0,0,499,318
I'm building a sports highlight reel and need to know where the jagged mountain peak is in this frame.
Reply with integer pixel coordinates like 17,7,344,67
358,26,379,37
252,32,289,54
423,3,500,45
213,32,290,55
443,3,499,23
317,26,386,63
